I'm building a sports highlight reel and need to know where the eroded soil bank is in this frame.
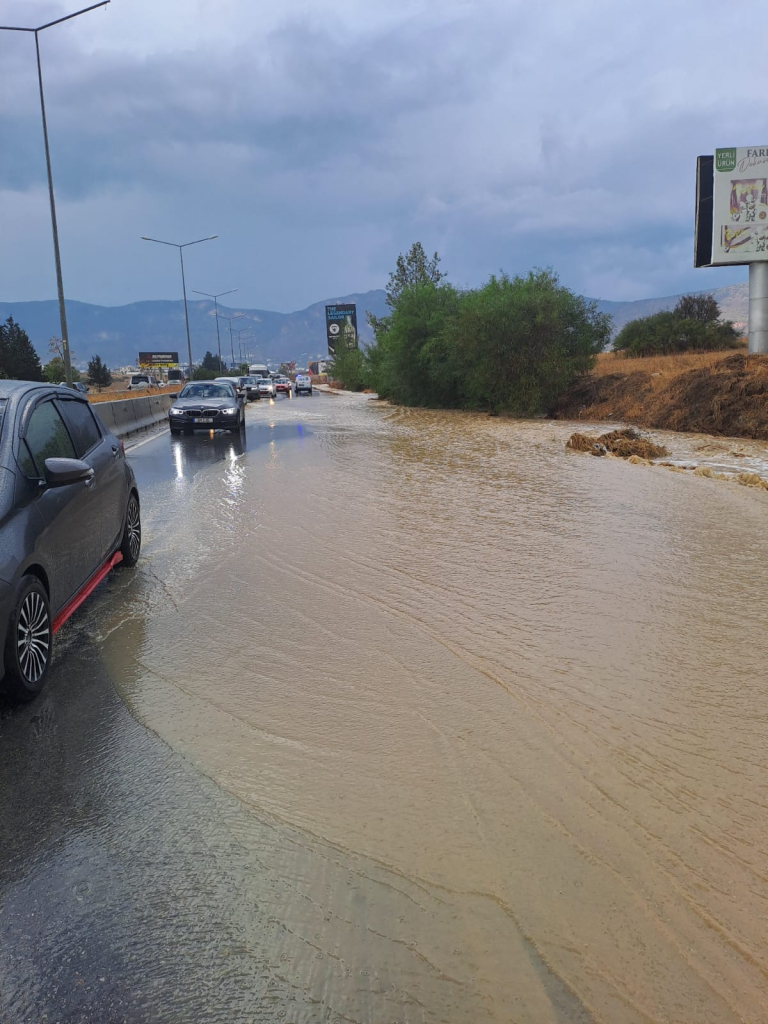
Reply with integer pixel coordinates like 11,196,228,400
551,351,768,439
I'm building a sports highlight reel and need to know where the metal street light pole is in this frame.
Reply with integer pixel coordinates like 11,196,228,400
192,288,237,375
235,328,251,370
217,313,244,370
141,235,217,377
1,1,111,387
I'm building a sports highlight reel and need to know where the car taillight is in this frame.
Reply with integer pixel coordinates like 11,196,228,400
120,440,125,456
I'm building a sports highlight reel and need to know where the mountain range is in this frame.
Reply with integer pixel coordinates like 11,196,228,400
0,282,748,370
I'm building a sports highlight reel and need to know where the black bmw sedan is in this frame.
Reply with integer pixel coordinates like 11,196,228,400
0,381,141,701
168,380,246,434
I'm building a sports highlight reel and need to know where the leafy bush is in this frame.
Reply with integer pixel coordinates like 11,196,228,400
614,296,741,357
329,346,369,391
366,257,610,415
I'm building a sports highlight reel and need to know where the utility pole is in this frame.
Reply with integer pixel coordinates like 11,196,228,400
1,2,111,386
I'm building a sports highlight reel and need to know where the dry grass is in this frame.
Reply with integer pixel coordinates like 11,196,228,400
594,346,746,378
566,427,669,460
553,350,768,440
88,390,135,404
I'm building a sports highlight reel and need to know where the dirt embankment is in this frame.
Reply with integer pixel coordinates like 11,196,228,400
551,351,768,439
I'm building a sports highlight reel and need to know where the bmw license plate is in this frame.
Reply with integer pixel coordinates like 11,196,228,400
193,417,213,423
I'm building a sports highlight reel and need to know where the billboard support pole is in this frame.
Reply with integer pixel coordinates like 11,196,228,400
748,262,768,354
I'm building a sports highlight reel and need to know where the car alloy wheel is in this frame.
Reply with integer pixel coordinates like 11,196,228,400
120,494,142,567
4,577,52,701
17,589,50,684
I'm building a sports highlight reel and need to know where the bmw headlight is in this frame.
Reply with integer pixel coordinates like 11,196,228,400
170,407,184,415
222,407,238,415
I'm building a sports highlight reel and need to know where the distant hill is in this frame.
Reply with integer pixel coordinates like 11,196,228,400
0,291,390,370
591,282,748,332
0,282,748,370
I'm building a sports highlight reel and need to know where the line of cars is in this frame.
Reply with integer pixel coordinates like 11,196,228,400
167,373,311,435
0,369,316,700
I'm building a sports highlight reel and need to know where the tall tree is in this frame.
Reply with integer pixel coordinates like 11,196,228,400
87,354,112,391
386,242,446,308
0,317,43,381
674,294,721,323
201,350,221,372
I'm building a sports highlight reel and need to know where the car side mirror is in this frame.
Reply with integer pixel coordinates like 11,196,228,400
44,457,95,487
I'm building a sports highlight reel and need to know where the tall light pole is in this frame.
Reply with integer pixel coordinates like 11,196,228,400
234,328,251,370
1,1,111,387
217,313,244,370
192,288,237,375
141,235,217,378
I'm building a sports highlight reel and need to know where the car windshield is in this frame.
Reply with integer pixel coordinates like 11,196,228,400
179,384,232,399
131,376,149,383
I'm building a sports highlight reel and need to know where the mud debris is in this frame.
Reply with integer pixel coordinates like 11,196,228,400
567,428,669,460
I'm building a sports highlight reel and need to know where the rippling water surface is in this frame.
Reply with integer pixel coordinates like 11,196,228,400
98,395,768,1022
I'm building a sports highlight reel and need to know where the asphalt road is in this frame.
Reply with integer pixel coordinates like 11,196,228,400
3,392,768,1024
0,393,352,1024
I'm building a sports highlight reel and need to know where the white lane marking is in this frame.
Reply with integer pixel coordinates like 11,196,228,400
125,427,170,452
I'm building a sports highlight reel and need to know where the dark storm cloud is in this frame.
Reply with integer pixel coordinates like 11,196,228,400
0,0,756,307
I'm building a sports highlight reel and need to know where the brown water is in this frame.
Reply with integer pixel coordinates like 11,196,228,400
99,395,768,1022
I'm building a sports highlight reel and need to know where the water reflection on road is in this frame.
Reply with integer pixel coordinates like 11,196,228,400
48,397,768,1020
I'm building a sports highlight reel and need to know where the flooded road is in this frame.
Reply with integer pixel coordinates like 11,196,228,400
3,392,768,1022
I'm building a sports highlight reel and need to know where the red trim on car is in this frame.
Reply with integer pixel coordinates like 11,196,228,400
51,551,123,634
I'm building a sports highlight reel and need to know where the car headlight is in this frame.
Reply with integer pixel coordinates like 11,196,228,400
222,407,238,415
170,407,184,415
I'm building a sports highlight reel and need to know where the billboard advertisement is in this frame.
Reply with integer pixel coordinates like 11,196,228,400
325,304,358,356
138,351,180,368
711,147,768,265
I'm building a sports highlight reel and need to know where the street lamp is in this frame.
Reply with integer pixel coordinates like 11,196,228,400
192,288,237,375
234,327,251,370
1,1,111,387
141,235,217,378
217,312,244,370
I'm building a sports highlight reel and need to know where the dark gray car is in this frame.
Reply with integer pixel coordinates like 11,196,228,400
0,381,141,701
168,381,246,434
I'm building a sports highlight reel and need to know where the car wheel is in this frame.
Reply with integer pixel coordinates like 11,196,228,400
119,492,141,568
4,576,52,702
170,426,181,435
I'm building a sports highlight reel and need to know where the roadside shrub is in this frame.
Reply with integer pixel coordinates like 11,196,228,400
329,346,369,391
614,296,741,358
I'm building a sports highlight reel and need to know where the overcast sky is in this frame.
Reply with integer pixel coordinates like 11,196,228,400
0,0,756,311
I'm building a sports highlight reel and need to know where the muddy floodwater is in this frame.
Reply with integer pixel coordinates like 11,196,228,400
96,395,768,1022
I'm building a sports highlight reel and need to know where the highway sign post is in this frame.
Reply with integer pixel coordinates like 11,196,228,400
325,304,358,357
138,351,180,368
695,146,768,353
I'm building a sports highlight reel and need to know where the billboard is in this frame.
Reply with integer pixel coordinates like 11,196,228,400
710,147,768,265
138,351,180,368
325,304,358,356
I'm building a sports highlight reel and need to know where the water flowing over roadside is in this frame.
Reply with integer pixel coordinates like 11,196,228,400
97,394,768,1022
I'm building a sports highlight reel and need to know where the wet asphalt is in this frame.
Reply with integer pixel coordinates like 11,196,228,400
0,394,329,1024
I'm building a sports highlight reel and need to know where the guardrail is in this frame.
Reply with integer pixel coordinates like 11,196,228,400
92,393,177,439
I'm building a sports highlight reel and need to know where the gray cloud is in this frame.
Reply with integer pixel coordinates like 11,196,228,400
0,0,756,310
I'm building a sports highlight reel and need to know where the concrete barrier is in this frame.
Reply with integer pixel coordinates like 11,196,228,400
92,393,174,439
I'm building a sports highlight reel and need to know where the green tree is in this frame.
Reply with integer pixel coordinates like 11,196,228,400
443,270,610,415
614,309,740,357
386,242,446,308
366,260,610,415
43,356,82,383
0,317,43,381
329,346,369,391
87,354,112,391
201,350,222,373
367,241,447,339
674,293,720,324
